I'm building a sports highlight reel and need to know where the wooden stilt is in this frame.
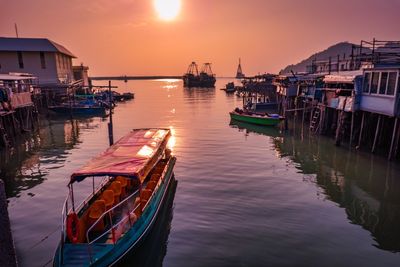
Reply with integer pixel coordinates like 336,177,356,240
335,110,343,146
349,111,355,148
357,112,365,148
301,101,306,139
388,117,398,160
394,118,400,157
319,106,325,134
309,105,314,129
371,115,381,153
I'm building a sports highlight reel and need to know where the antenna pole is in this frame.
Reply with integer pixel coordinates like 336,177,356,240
14,23,19,38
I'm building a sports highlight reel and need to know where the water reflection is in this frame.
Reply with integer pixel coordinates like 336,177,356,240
274,131,400,252
229,119,282,138
183,87,216,101
0,117,101,198
118,177,178,267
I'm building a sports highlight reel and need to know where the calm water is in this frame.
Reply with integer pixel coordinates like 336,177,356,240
2,78,400,266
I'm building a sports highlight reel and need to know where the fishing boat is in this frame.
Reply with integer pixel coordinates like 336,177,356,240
183,62,216,87
53,128,176,267
229,108,283,126
48,105,107,116
220,82,235,93
111,92,135,102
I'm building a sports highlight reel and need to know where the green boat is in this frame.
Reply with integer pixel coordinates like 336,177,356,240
229,109,283,126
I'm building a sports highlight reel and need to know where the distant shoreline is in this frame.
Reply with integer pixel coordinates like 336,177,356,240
90,76,239,81
90,76,182,80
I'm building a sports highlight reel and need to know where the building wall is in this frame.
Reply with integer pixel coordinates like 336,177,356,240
0,51,73,85
55,53,73,84
72,66,89,86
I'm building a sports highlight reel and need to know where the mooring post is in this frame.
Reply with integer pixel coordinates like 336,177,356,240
372,114,381,153
0,180,18,267
108,80,114,146
388,117,398,160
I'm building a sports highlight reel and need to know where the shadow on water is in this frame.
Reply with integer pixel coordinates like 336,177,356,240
274,129,400,252
0,116,100,198
117,176,178,267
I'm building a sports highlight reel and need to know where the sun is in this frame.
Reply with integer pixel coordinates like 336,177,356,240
154,0,181,21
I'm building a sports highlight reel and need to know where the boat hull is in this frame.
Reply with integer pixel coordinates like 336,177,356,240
48,106,106,115
53,156,176,267
229,111,281,126
183,76,216,88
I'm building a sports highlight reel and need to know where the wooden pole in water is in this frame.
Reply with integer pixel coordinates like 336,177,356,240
371,114,381,153
349,111,355,148
357,112,365,148
335,110,342,146
394,118,400,158
108,80,114,146
388,117,398,160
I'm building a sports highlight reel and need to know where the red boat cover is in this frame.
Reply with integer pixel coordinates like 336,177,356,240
70,128,170,183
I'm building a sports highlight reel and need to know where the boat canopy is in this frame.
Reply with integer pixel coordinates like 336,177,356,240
70,128,171,184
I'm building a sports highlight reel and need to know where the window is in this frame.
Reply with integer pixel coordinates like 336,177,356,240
370,72,379,94
363,72,371,93
386,72,397,95
17,51,24,68
40,52,46,69
379,72,388,94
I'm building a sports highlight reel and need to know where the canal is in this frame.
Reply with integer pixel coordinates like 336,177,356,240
2,78,400,266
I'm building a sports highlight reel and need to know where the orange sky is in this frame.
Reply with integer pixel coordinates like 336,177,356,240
1,0,400,76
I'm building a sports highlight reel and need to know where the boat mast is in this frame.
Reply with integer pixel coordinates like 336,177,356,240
201,63,214,75
187,62,199,76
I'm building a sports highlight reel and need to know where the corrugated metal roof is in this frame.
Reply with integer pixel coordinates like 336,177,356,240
0,37,76,58
324,70,363,83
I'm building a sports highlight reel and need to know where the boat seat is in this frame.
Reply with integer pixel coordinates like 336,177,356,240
150,174,160,182
140,189,152,201
130,179,140,191
140,189,153,211
101,190,114,211
155,165,165,174
88,200,106,232
134,197,142,217
146,181,157,191
109,181,122,203
116,176,128,197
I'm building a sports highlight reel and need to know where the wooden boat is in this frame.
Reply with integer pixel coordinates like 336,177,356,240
48,98,108,116
53,128,176,267
48,105,106,115
229,109,283,126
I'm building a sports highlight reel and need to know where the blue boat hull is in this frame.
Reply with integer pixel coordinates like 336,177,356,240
48,106,106,116
53,157,176,267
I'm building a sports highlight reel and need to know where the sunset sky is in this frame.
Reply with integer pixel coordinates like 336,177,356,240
1,0,400,76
